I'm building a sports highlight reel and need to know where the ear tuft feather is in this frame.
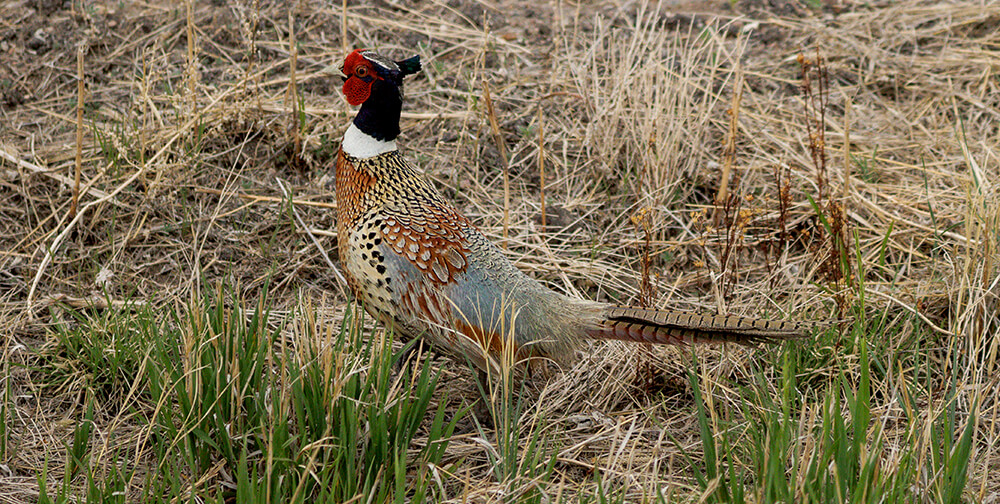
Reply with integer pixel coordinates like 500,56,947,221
396,55,421,76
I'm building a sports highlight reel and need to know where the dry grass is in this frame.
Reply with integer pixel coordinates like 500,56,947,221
0,0,997,501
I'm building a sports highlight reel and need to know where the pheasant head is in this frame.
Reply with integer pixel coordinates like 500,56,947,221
339,49,421,149
341,49,421,106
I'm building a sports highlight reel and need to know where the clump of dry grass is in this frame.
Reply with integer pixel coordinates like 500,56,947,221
0,0,997,501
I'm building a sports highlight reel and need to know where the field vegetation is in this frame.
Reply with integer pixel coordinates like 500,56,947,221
0,0,997,502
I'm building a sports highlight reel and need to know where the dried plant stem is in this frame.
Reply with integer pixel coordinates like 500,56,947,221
340,0,348,55
186,0,197,114
800,48,851,315
250,0,261,110
979,231,992,339
288,9,301,158
715,62,743,218
630,207,654,308
483,81,509,247
139,52,149,168
537,106,546,231
768,163,793,290
800,49,829,201
72,45,84,219
843,93,851,200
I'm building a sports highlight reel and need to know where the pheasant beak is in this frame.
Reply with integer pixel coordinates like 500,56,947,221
321,62,351,83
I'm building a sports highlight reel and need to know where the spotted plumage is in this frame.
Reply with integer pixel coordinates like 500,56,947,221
333,49,824,374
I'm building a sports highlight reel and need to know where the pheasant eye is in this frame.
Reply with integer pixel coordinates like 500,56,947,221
355,66,368,78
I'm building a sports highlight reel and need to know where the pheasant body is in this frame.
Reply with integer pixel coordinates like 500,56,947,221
336,144,586,369
334,49,815,373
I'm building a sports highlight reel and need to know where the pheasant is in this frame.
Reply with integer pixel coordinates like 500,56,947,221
334,49,820,374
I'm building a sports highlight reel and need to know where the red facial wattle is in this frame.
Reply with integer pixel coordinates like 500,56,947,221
343,76,372,105
342,49,377,106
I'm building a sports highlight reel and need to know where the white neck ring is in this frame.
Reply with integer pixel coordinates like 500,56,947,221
342,123,397,158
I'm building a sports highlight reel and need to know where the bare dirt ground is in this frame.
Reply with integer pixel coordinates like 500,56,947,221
1,0,998,501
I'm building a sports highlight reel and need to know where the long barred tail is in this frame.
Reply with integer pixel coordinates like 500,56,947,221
587,306,825,346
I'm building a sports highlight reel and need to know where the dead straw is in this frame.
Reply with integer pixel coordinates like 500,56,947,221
482,81,510,248
71,44,84,219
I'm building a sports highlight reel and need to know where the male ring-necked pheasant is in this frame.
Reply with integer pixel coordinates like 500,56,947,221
334,49,819,373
